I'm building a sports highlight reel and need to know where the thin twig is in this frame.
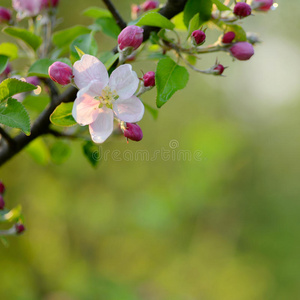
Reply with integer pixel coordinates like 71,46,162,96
102,0,127,30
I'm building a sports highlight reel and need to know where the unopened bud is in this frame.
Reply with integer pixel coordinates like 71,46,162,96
233,2,252,18
252,0,273,11
41,0,60,8
12,0,43,18
49,62,73,86
222,31,236,44
191,30,206,46
0,181,5,194
0,195,5,210
118,25,144,51
0,7,12,23
123,123,143,142
26,76,40,86
15,223,25,234
230,42,254,61
131,4,141,19
141,0,159,11
143,71,155,87
213,64,225,75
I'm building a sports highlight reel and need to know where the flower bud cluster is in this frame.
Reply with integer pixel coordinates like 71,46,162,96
131,1,159,19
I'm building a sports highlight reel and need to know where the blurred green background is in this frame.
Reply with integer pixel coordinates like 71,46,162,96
1,1,300,299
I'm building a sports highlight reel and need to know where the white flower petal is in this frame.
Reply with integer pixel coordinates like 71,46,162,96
73,54,109,90
72,88,100,125
86,80,106,97
89,107,114,143
113,95,144,123
109,64,139,100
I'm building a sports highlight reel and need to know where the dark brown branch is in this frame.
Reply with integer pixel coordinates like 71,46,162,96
102,0,127,30
0,0,188,167
0,127,16,148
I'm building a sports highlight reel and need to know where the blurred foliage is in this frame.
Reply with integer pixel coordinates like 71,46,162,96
1,0,300,299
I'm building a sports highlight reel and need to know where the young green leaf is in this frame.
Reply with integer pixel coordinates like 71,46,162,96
50,102,76,127
94,17,121,39
211,0,232,11
156,57,189,108
70,34,98,63
83,140,100,167
83,7,112,19
0,205,22,223
0,98,31,135
50,140,72,164
0,43,18,60
3,27,42,51
25,138,50,165
0,55,9,75
187,13,200,39
183,0,212,28
136,12,175,30
104,53,120,70
144,102,159,120
0,78,37,103
52,25,91,48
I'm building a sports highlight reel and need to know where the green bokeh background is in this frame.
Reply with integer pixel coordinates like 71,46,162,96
1,1,300,299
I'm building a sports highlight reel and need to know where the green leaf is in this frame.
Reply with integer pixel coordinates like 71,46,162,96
104,53,119,70
50,140,72,164
83,7,112,19
0,205,22,223
0,98,31,135
0,78,37,103
94,17,121,39
50,102,76,127
52,25,91,48
136,12,175,30
172,12,186,30
187,13,200,39
26,138,50,165
211,0,231,11
70,34,98,63
144,102,159,120
83,141,100,168
156,57,189,108
0,55,9,75
3,27,42,51
74,46,85,59
0,43,18,60
183,0,212,28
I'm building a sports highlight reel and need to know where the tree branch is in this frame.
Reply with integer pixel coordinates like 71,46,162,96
0,127,16,148
102,0,127,30
0,0,188,167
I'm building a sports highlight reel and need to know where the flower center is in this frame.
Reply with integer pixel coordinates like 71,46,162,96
97,86,118,109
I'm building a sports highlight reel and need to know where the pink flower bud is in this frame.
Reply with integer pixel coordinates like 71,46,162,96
141,0,159,11
191,30,206,45
49,62,73,86
123,123,143,142
253,0,273,11
15,223,25,234
41,0,59,8
143,71,155,87
0,7,12,23
118,25,144,51
0,181,5,194
26,76,40,86
213,64,225,75
222,31,235,44
0,195,5,210
230,42,254,61
233,2,252,18
12,0,43,18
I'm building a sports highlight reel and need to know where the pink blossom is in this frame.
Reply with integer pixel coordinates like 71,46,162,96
143,71,155,87
141,0,159,11
191,30,206,45
233,2,252,18
12,0,43,18
230,42,254,61
72,55,144,143
123,123,143,141
118,25,144,51
49,62,73,86
222,31,236,44
0,7,12,23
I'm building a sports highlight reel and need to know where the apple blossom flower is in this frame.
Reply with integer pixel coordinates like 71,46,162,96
123,123,143,141
12,0,43,18
191,30,206,45
143,71,155,87
222,31,236,44
118,25,144,51
72,54,144,143
141,0,159,11
49,62,73,85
